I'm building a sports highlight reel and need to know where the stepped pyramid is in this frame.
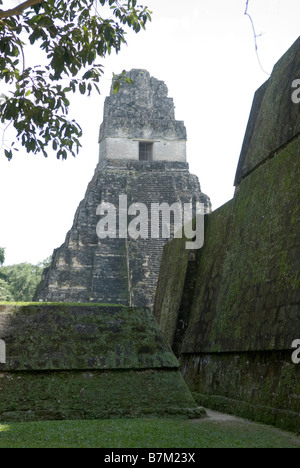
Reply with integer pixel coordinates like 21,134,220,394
0,303,204,421
35,69,211,308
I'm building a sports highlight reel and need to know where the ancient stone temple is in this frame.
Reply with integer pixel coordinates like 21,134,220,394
35,69,211,308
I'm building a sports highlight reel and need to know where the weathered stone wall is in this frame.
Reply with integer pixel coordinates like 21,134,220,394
99,69,187,163
154,38,300,433
234,37,300,186
183,351,299,432
0,304,202,422
99,137,187,164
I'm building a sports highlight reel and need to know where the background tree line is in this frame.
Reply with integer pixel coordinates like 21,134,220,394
0,247,51,301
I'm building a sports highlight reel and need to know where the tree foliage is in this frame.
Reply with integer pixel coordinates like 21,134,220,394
0,278,13,301
0,254,52,302
0,0,151,160
0,247,4,266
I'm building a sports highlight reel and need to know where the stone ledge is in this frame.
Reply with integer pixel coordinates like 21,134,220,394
0,369,202,422
0,304,179,371
96,159,190,173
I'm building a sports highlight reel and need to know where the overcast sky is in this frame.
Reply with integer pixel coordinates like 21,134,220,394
1,0,300,265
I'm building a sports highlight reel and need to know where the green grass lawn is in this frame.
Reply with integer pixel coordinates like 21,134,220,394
0,418,299,448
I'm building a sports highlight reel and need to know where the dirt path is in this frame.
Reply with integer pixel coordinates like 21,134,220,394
205,409,246,422
202,408,300,446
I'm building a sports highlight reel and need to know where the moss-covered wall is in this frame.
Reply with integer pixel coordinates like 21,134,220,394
182,136,300,355
235,36,300,185
0,304,202,422
183,352,300,434
153,237,191,346
0,304,179,370
0,369,200,422
154,38,300,432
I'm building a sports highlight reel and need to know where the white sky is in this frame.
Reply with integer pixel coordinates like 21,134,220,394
0,0,300,265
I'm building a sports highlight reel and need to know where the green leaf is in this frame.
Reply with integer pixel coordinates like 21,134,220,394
4,149,12,160
82,70,93,80
79,82,86,95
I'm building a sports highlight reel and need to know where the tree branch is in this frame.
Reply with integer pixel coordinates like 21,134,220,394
244,0,270,76
0,0,43,19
